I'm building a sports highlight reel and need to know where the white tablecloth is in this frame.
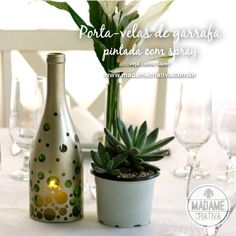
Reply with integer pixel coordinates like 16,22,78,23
0,129,235,236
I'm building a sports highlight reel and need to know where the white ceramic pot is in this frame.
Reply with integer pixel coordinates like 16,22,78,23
94,172,159,228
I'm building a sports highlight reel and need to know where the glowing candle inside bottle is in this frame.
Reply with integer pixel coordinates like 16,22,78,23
48,180,58,189
47,176,60,190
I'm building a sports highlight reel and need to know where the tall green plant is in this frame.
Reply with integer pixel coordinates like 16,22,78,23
47,0,173,137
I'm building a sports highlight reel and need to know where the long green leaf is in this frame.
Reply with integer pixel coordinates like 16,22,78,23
91,163,108,173
122,127,132,148
91,150,103,166
118,10,139,32
113,153,127,168
117,117,125,135
104,128,121,147
88,0,117,34
47,1,105,44
136,121,147,140
97,142,106,157
116,144,126,152
141,136,174,154
47,1,93,32
87,0,105,32
138,155,164,162
105,136,116,150
133,126,138,143
138,149,169,157
117,118,132,148
128,125,134,141
87,0,119,73
103,152,111,165
135,121,147,146
93,39,109,73
146,128,159,145
106,160,114,170
152,149,170,156
47,1,111,73
135,132,147,149
104,128,126,150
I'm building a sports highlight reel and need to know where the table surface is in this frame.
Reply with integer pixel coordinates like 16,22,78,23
0,128,235,236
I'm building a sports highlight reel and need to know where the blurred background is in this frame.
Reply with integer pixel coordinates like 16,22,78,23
0,0,236,133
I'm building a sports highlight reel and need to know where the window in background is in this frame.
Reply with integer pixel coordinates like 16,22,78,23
2,0,236,130
10,50,160,128
1,0,164,129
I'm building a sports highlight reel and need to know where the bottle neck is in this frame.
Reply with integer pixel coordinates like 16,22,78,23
46,63,66,106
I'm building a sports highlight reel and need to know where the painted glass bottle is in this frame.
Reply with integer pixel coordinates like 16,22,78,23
29,53,83,222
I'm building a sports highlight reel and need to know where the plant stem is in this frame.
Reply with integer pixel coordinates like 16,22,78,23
106,76,121,139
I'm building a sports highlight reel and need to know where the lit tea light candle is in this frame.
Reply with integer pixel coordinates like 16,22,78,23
47,176,60,190
48,179,57,188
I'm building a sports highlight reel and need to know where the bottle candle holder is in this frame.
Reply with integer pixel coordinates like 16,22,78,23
29,53,83,222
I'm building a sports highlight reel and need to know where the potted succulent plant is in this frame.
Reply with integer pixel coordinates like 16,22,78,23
91,118,174,227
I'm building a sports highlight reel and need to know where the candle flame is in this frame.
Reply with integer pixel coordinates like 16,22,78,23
47,176,60,191
48,180,58,189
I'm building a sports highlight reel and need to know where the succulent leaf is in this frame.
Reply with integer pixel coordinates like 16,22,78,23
146,128,159,145
104,128,126,150
121,127,132,148
113,153,128,168
141,136,174,154
117,144,126,152
117,118,132,148
137,121,147,140
91,163,108,174
151,149,170,156
98,142,106,158
103,152,111,164
138,155,164,162
91,150,103,167
129,147,140,157
91,118,174,178
117,117,126,134
106,160,114,170
135,132,147,149
128,125,134,141
133,126,138,143
138,149,170,157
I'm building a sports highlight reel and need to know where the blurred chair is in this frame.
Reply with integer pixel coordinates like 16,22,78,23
0,30,173,131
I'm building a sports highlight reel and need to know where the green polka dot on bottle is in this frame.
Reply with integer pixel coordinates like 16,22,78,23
34,184,40,192
73,186,81,197
38,154,46,162
44,208,56,221
43,123,51,131
37,172,45,180
69,197,76,206
65,180,72,188
59,144,67,153
72,205,81,217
